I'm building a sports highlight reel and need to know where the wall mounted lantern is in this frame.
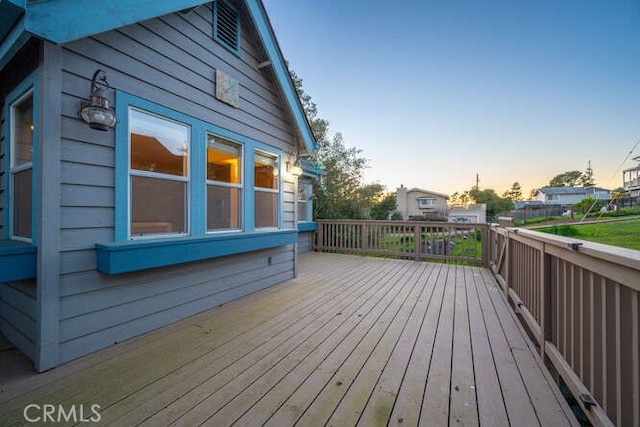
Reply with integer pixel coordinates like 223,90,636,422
287,157,303,177
79,69,116,131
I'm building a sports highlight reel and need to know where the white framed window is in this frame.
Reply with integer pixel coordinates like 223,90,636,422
128,108,190,238
254,150,279,228
298,179,311,222
10,90,34,241
206,134,242,232
418,197,436,208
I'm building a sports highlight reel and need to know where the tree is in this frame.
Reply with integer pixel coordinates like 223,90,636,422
370,193,397,220
469,187,514,217
548,170,584,187
580,160,595,187
292,70,374,219
502,182,523,201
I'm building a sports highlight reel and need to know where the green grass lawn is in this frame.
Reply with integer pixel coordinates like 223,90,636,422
537,219,640,251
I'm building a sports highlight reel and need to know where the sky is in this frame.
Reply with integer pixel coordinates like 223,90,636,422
262,0,640,197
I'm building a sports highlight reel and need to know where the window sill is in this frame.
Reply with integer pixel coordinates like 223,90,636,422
297,222,317,232
96,229,298,275
0,240,37,282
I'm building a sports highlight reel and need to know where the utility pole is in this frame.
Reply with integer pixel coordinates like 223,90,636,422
475,173,480,189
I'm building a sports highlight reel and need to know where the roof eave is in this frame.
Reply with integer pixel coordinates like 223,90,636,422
245,0,316,155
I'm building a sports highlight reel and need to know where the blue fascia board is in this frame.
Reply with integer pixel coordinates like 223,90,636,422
0,240,37,282
96,229,298,275
297,222,317,232
22,0,209,44
0,15,29,71
0,0,24,40
245,0,316,156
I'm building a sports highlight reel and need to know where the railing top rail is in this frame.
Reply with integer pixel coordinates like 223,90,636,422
316,219,488,228
491,225,640,273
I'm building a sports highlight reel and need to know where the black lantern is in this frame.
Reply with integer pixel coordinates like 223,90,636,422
79,69,116,130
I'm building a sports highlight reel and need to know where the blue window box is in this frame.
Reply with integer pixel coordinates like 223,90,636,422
96,230,298,275
297,222,317,232
0,241,37,282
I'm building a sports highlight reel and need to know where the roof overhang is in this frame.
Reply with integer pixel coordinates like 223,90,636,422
0,0,316,154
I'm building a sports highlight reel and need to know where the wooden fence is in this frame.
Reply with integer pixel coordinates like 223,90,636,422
488,225,640,427
315,220,488,265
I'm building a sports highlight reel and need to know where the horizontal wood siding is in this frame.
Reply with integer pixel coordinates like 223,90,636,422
55,3,298,365
0,280,37,362
298,231,314,253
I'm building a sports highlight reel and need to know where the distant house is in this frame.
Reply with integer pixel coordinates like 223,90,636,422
534,187,611,205
396,186,448,220
623,156,640,198
0,0,317,371
448,204,487,223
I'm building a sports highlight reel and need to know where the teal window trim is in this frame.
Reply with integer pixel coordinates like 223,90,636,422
2,71,39,244
110,91,287,274
213,0,241,55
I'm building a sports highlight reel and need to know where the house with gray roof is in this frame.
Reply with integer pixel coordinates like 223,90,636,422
533,186,612,205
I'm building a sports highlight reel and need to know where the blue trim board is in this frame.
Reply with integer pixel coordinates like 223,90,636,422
297,222,317,232
96,229,297,274
22,0,208,44
0,240,36,281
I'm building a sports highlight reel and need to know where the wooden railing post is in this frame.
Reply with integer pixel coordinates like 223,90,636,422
540,244,551,358
316,221,324,252
362,222,368,257
414,224,421,261
504,230,510,298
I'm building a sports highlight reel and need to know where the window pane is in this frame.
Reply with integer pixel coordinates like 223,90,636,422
13,93,33,166
207,185,241,230
130,109,189,177
12,168,32,238
207,135,241,183
131,175,187,235
255,152,278,189
255,191,278,228
298,201,308,222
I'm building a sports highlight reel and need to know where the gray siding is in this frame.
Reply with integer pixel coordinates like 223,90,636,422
298,231,315,254
0,280,37,363
54,3,300,365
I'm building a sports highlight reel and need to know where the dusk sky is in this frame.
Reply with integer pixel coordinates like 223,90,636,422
263,0,640,197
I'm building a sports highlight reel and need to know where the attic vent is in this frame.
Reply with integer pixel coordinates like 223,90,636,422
213,0,240,54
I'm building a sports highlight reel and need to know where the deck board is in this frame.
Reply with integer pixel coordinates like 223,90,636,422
0,253,578,427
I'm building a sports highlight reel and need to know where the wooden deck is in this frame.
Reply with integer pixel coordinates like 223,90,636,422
0,253,578,426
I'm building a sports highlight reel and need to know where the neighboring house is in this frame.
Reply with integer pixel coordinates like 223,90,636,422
533,186,612,205
0,0,317,371
448,204,487,223
623,156,640,198
396,185,449,220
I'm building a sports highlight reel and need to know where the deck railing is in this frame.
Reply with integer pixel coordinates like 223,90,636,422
488,225,640,427
315,220,488,265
